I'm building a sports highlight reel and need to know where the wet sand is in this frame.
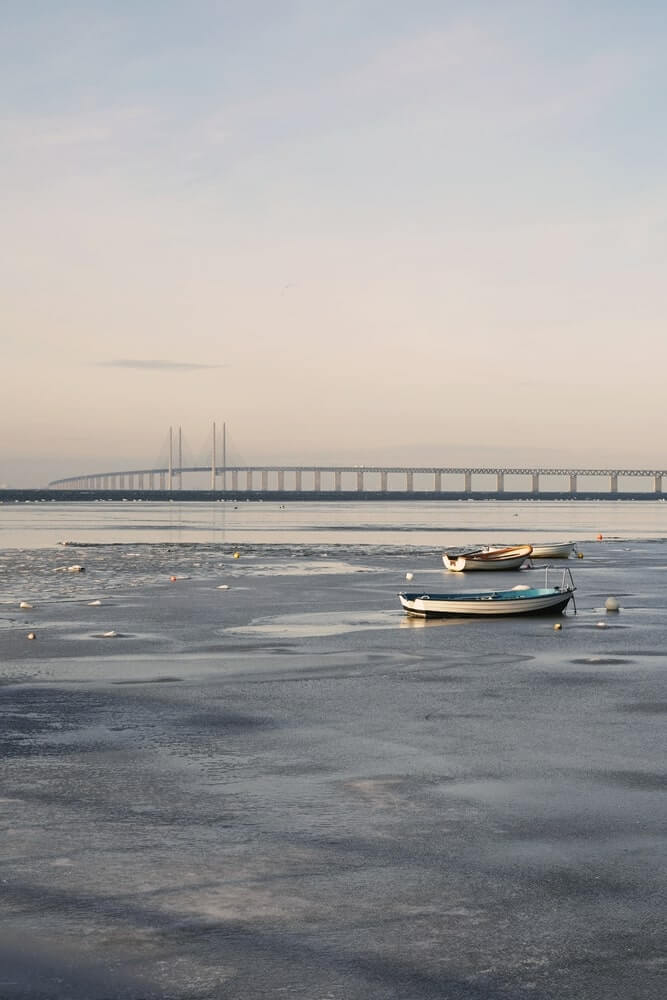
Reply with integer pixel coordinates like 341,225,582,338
0,542,665,998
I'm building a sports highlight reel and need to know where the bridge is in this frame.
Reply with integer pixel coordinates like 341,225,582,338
42,425,667,499
47,464,667,497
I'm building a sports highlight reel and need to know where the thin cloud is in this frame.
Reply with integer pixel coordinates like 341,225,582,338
1,106,152,151
99,359,226,371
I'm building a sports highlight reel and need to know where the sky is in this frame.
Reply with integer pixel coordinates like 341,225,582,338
2,1,667,486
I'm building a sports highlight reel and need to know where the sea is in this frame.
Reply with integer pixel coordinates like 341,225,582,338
0,499,665,999
2,496,667,550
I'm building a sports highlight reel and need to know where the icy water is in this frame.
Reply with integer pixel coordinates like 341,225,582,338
0,501,665,999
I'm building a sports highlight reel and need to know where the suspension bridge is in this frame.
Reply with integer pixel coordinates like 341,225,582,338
41,424,667,500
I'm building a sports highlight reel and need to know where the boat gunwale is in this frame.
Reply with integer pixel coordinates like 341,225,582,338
443,544,533,562
400,586,572,603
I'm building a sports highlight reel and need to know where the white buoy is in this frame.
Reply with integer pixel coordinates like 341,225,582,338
405,572,414,581
87,600,102,606
217,584,230,590
596,621,607,628
26,632,36,640
604,596,620,612
553,622,562,630
19,601,33,609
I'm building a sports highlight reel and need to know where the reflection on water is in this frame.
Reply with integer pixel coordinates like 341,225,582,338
399,615,469,628
225,609,398,639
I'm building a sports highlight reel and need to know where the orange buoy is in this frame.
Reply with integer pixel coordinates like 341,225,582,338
596,533,603,541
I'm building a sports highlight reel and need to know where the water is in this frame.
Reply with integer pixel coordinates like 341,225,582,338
0,500,665,998
1,497,666,548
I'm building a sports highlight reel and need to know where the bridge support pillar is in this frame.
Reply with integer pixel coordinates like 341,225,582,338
610,473,618,494
464,472,472,494
277,470,284,491
380,471,388,492
314,470,321,491
295,470,302,491
159,473,165,489
496,472,504,493
434,471,442,492
532,473,539,494
654,474,662,495
357,470,364,491
335,470,342,491
230,470,237,490
569,474,577,494
261,471,268,490
406,472,414,492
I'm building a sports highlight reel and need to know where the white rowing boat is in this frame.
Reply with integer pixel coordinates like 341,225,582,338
399,576,576,618
442,544,533,572
528,541,575,559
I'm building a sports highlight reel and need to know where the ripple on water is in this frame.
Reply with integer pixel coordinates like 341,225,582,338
619,701,667,714
569,657,636,666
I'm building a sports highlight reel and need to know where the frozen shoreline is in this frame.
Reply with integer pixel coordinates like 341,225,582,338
0,542,665,998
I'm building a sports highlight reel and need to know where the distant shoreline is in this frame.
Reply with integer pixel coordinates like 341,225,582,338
1,490,665,503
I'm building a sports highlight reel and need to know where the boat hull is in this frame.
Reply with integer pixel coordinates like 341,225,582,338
443,552,529,571
529,542,575,559
442,545,534,572
399,588,574,618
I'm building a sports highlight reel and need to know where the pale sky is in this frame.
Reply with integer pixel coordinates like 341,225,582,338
2,1,667,485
